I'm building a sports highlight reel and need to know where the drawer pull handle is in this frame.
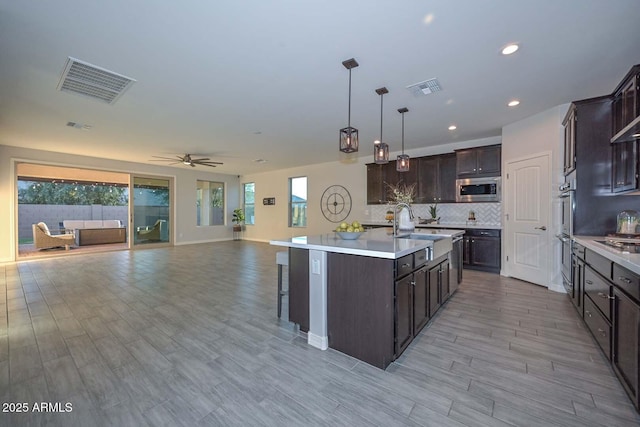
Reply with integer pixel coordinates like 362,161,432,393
618,276,632,284
585,310,591,317
597,328,607,337
402,263,411,268
411,281,416,286
597,292,614,300
586,280,593,285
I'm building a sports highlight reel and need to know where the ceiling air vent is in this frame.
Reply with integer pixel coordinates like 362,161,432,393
57,57,136,104
406,78,442,96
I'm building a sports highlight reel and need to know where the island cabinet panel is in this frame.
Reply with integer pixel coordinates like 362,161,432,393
395,274,414,356
613,287,640,408
288,248,309,332
327,253,395,369
413,266,429,335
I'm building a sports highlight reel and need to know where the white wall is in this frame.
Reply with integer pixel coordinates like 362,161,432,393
0,144,240,262
501,103,569,291
240,136,501,242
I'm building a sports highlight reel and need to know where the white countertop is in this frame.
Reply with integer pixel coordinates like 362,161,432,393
363,221,502,230
270,227,462,259
574,236,640,276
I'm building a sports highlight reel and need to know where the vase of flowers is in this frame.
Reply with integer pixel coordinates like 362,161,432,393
429,199,439,224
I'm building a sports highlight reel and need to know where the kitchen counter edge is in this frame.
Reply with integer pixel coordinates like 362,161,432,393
574,236,640,276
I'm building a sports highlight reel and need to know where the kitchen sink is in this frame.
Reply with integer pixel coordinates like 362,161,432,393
398,233,453,260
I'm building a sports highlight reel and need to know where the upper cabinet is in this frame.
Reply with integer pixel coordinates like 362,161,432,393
612,65,640,143
417,153,456,203
455,145,501,178
366,147,496,205
563,104,577,176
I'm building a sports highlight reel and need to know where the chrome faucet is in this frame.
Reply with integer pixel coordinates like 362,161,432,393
392,202,414,237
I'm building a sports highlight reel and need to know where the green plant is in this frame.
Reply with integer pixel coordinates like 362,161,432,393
429,199,438,218
232,208,245,224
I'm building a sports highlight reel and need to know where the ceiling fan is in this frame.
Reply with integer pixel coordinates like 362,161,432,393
150,154,223,168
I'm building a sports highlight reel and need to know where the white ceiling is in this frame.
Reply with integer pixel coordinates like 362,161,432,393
1,1,639,175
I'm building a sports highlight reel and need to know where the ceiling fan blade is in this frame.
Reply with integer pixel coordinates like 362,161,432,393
200,163,217,167
190,163,197,167
192,157,210,161
196,161,224,165
151,156,178,161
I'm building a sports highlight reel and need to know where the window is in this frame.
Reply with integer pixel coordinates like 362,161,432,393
289,176,307,227
243,182,255,225
196,180,224,226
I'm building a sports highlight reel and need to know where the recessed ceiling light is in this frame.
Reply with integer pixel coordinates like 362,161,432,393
253,159,268,164
448,125,457,131
508,100,520,107
501,43,519,55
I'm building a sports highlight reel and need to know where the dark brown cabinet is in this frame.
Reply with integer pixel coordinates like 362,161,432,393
612,67,640,141
456,145,501,178
563,104,577,175
463,229,501,273
394,273,414,356
571,242,586,313
571,247,640,410
288,248,309,332
611,140,637,193
417,153,456,203
366,163,385,204
613,287,640,407
428,258,449,317
366,146,496,205
394,251,429,357
413,266,429,334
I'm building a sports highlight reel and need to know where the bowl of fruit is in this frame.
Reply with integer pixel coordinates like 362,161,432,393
334,221,365,240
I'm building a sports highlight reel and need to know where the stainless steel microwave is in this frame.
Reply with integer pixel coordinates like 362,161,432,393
456,177,501,202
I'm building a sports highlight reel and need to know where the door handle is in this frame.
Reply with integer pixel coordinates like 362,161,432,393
535,226,547,231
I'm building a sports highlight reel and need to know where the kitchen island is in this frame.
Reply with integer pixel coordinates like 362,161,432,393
270,227,463,369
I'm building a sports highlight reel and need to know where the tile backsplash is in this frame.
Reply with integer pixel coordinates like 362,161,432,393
367,202,502,227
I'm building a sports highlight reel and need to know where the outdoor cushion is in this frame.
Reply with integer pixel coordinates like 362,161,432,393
83,220,104,228
63,220,85,230
37,222,50,235
102,220,122,228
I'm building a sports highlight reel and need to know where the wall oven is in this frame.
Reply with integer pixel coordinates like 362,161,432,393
558,179,576,293
455,177,501,202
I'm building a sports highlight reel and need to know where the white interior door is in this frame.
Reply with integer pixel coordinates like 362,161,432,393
505,154,550,286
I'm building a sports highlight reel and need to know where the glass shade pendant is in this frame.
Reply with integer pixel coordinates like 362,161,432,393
339,58,359,153
374,87,389,164
374,141,389,164
396,107,410,172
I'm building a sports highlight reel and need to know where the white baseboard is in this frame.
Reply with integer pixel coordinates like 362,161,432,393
308,333,328,350
547,282,566,293
174,238,233,246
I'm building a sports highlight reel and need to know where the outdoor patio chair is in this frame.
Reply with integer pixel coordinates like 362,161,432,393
136,219,163,241
32,222,75,250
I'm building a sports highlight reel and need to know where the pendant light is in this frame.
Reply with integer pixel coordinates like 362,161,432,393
339,58,359,153
374,87,389,164
396,107,410,172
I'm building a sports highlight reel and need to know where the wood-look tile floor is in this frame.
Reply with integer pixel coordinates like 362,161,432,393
1,241,639,426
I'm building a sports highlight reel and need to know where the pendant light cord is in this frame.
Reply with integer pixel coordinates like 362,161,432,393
347,69,352,128
401,112,405,154
379,93,384,143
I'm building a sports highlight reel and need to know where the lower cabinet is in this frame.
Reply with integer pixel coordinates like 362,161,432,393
288,247,309,332
394,255,449,359
463,229,501,273
395,273,414,356
571,245,640,411
394,258,430,357
613,287,640,408
428,259,450,317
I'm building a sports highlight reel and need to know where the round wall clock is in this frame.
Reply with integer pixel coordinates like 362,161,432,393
320,185,352,223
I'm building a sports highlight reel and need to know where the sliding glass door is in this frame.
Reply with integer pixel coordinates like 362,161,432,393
131,176,172,246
